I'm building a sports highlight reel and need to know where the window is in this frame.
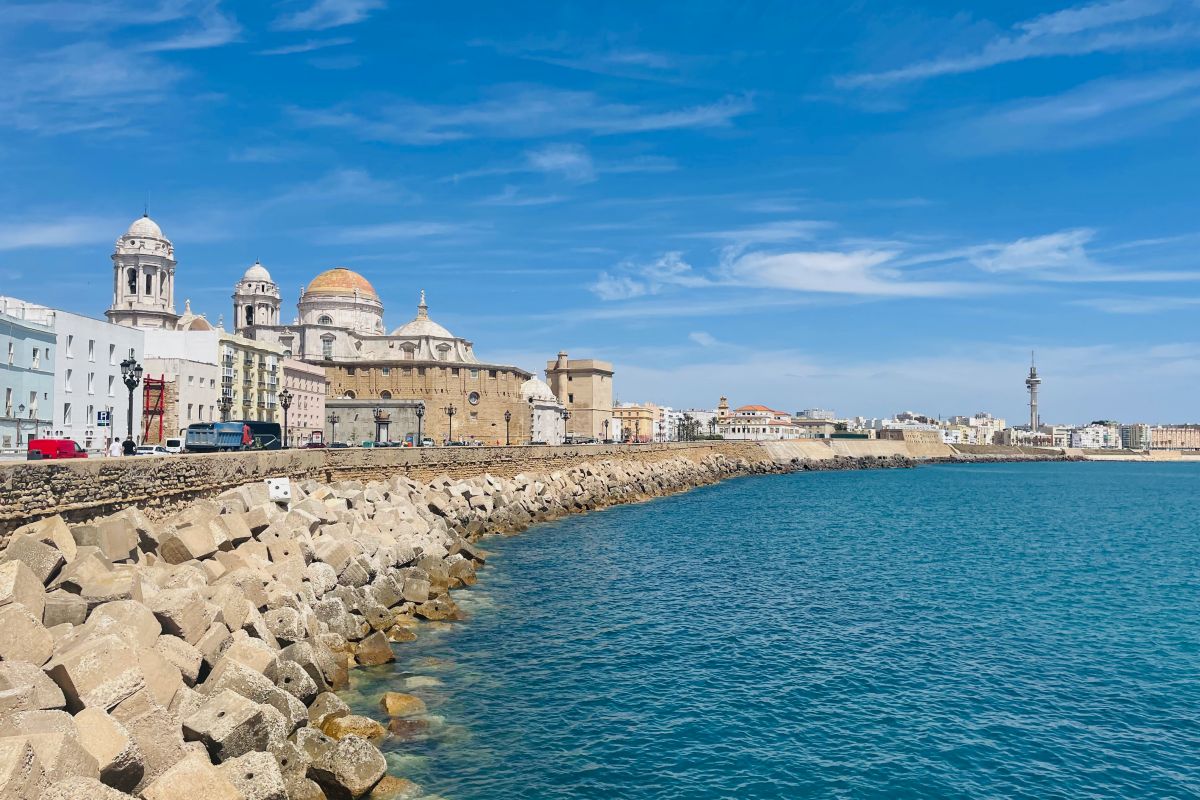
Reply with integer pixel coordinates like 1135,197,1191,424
318,315,333,325
468,392,480,405
470,369,479,379
4,388,11,416
321,336,334,359
63,402,72,424
6,342,12,365
88,340,95,361
31,347,39,369
188,375,194,385
568,394,575,403
343,390,356,399
489,370,497,378
346,367,355,376
127,268,137,294
145,273,152,294
66,335,73,357
380,390,392,400
245,305,254,326
451,368,459,376
87,373,94,394
381,367,390,376
109,344,116,365
187,403,193,420
86,404,93,424
107,375,115,396
65,369,73,391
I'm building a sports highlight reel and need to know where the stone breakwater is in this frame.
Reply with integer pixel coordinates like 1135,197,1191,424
0,450,908,800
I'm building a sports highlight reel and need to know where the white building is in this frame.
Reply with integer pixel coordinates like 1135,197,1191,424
1120,423,1151,450
522,377,566,445
106,215,180,329
1070,423,1122,449
0,296,144,451
717,405,810,440
143,329,221,441
796,408,836,421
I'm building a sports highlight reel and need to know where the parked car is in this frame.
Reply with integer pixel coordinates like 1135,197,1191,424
27,438,88,460
329,442,350,449
303,442,328,449
421,438,435,447
135,445,170,456
164,437,184,454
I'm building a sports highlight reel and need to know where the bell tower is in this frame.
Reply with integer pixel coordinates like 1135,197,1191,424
232,260,281,335
106,214,179,329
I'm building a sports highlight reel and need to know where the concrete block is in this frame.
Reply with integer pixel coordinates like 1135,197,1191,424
264,660,317,705
85,600,162,649
42,590,88,628
354,632,394,667
150,589,217,644
69,520,136,563
0,560,46,619
157,524,218,565
45,634,145,712
137,648,183,709
40,776,135,800
12,515,77,563
73,707,144,792
222,635,278,675
4,534,65,585
195,622,232,672
308,734,386,800
262,608,305,645
0,661,65,710
109,690,188,791
199,658,306,731
277,642,331,693
306,693,350,730
217,751,287,800
140,751,244,800
154,635,204,686
0,603,53,666
9,731,99,783
0,737,49,800
77,569,143,610
47,548,110,593
216,515,253,547
182,689,268,761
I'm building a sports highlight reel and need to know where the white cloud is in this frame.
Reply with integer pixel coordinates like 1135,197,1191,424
966,228,1200,281
256,37,353,56
0,217,124,250
688,331,719,347
726,249,974,297
267,168,407,206
292,87,753,144
678,219,831,247
1074,296,1200,312
525,143,595,183
590,252,711,300
140,2,241,51
476,186,565,207
273,0,385,31
318,221,471,244
842,0,1196,87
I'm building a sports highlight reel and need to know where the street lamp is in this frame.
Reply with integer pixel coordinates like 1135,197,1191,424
219,394,233,422
372,406,385,443
443,404,456,444
120,356,143,442
328,412,339,443
278,388,292,448
415,403,425,447
603,418,610,442
560,409,570,444
503,409,512,446
16,403,26,447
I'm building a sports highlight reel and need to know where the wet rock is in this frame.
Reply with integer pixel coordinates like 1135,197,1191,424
307,692,350,729
354,632,394,666
320,715,386,741
378,693,426,719
384,718,429,741
367,775,421,799
412,596,461,622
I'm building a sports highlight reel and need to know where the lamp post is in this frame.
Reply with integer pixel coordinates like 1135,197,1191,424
328,412,339,444
219,395,233,422
603,418,610,442
443,404,456,444
120,356,143,442
560,409,570,445
16,403,25,447
504,409,511,446
372,407,385,444
278,388,292,448
415,403,425,447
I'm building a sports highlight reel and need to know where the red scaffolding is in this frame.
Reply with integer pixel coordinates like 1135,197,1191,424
142,375,165,444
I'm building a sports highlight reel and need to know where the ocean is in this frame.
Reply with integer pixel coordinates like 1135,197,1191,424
344,461,1200,799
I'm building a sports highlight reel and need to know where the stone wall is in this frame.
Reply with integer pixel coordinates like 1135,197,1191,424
0,442,764,534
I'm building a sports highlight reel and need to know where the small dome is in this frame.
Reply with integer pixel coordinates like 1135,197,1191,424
125,214,164,239
521,377,557,402
242,261,272,283
390,290,453,338
302,267,378,300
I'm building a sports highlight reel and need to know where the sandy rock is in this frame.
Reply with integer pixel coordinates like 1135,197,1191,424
45,634,145,712
4,534,66,585
378,693,426,719
12,516,78,563
154,635,204,686
0,603,54,666
307,693,350,729
367,775,421,800
320,715,386,741
40,775,137,800
0,737,49,800
73,708,144,792
0,560,46,619
0,661,65,710
85,600,161,649
308,734,386,800
5,731,99,783
140,751,245,800
42,590,88,627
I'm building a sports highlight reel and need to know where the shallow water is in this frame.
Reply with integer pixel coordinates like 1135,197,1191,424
346,462,1200,799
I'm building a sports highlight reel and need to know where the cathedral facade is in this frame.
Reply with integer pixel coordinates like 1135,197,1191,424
235,266,542,445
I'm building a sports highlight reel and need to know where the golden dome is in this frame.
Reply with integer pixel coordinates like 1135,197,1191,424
302,267,378,299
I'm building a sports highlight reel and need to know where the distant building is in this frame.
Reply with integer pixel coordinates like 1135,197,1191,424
282,358,327,445
0,307,55,452
142,329,221,444
795,408,836,421
613,403,655,443
222,332,283,424
879,428,942,445
1151,425,1200,450
716,405,830,440
1120,423,1151,450
1070,423,1122,449
2,295,144,451
522,377,567,445
545,351,614,441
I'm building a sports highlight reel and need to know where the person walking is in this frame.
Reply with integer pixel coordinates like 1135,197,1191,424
107,438,121,458
121,436,135,456
241,423,252,451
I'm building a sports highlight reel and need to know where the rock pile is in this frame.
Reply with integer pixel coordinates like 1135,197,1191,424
0,451,802,799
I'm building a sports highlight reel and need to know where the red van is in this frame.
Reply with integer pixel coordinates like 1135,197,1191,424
27,439,88,460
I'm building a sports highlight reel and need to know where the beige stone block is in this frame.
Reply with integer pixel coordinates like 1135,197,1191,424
216,751,287,800
0,737,49,800
0,661,65,710
3,534,65,586
45,634,145,712
0,603,53,666
84,600,161,649
0,560,46,620
73,707,144,792
149,589,217,644
140,751,245,800
12,515,77,563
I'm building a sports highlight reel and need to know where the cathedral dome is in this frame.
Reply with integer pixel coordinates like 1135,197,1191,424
125,214,164,239
302,268,378,300
521,377,557,402
391,291,454,338
242,261,272,283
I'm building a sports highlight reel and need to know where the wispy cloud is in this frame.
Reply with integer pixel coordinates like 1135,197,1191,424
946,70,1200,153
842,0,1198,87
317,221,474,244
476,186,565,207
677,219,831,247
725,249,975,297
590,252,712,300
525,143,596,182
965,228,1200,281
273,0,385,31
688,331,721,347
472,36,684,82
140,2,241,51
447,144,674,184
266,168,411,206
1074,296,1200,312
257,37,353,56
292,86,753,144
0,217,124,250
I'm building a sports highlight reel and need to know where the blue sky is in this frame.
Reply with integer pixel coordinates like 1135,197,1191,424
1,0,1198,423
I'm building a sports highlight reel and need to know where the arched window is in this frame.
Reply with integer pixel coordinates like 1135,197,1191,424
380,390,392,400
343,390,356,400
318,315,333,325
321,335,334,360
145,272,152,295
127,268,137,294
245,305,254,326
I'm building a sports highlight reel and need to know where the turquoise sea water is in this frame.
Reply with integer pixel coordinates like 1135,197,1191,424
346,462,1200,799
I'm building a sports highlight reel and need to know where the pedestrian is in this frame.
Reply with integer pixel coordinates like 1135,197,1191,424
108,438,121,458
121,436,135,456
241,423,252,450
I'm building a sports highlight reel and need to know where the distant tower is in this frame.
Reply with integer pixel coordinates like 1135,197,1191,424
1025,352,1041,430
106,214,179,329
232,260,280,335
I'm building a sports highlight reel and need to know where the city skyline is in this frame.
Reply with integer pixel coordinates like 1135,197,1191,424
1,1,1198,421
